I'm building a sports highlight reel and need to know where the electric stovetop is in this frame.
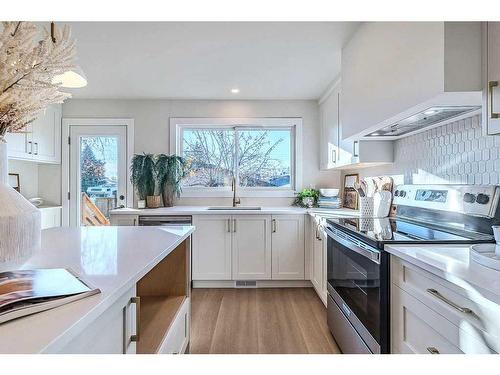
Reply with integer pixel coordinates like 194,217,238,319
326,216,495,249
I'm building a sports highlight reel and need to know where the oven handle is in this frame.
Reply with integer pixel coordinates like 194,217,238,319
325,226,381,264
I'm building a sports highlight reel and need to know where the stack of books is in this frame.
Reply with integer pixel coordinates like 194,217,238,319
318,195,341,209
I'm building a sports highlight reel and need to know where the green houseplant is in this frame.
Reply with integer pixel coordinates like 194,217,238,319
293,188,320,208
156,154,188,207
130,153,159,208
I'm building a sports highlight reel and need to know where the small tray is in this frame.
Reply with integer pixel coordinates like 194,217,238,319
470,244,500,271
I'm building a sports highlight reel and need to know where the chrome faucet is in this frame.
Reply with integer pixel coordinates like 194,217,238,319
232,176,241,207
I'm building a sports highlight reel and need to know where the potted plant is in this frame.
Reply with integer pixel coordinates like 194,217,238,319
156,154,188,207
130,153,160,208
293,188,320,208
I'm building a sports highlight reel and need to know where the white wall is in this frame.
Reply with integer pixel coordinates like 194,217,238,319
341,114,500,188
62,99,341,206
8,160,38,199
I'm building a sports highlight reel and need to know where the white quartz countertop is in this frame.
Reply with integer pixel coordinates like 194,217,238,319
110,205,360,217
0,225,194,354
385,244,500,304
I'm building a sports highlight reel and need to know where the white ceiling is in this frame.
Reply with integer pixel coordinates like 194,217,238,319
66,22,359,100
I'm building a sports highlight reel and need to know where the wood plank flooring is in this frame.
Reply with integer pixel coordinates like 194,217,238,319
190,288,340,354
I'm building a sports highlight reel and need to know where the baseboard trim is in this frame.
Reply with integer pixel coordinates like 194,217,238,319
192,280,313,288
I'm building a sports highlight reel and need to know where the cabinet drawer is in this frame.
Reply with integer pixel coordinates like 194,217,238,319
157,298,190,354
392,285,494,354
392,257,500,352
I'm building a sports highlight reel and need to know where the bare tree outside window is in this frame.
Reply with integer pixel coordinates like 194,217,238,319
182,128,292,188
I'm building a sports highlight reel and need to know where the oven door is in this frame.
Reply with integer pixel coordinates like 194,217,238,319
326,226,388,354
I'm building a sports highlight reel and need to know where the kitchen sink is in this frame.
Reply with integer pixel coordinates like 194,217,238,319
207,206,262,210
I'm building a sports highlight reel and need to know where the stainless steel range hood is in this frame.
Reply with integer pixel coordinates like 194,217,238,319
365,105,481,138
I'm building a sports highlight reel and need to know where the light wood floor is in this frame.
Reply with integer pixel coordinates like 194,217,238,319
190,288,340,354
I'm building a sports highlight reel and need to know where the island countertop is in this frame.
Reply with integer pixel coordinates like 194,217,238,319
0,225,194,354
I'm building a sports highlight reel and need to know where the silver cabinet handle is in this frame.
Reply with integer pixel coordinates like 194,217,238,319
272,219,277,233
489,81,500,119
34,142,38,155
427,347,440,354
232,218,236,233
331,149,337,164
28,141,32,154
227,218,231,232
133,218,137,226
426,288,475,316
130,296,141,342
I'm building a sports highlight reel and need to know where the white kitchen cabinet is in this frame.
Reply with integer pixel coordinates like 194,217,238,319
391,256,498,354
60,286,137,354
232,215,272,280
342,22,482,140
110,214,139,226
40,206,62,229
5,104,62,164
319,83,340,170
271,214,305,280
483,22,500,135
310,216,327,305
192,215,232,280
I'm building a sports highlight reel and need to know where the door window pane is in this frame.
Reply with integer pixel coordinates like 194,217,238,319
80,137,118,226
181,129,235,187
237,129,292,188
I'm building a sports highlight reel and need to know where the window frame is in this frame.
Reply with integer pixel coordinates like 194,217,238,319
170,117,302,197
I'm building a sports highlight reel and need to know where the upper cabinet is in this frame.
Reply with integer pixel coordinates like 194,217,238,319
5,104,62,164
319,81,394,170
483,22,500,135
341,22,482,140
319,82,340,170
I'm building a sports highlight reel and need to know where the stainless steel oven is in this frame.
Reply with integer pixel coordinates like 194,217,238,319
325,225,389,354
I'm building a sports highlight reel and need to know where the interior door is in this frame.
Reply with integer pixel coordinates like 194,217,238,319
69,125,127,226
232,215,271,280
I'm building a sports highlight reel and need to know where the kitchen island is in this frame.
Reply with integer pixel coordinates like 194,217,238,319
0,225,194,354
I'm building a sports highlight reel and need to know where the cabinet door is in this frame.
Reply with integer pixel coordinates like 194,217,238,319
40,207,62,229
232,215,271,280
311,224,324,295
319,86,340,170
157,298,190,354
271,214,305,280
59,286,137,354
110,214,139,226
192,215,232,280
4,124,32,160
32,104,62,163
485,22,500,135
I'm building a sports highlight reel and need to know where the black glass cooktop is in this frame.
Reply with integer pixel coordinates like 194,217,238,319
326,217,495,249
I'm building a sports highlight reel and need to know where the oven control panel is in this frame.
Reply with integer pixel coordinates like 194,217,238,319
393,184,500,217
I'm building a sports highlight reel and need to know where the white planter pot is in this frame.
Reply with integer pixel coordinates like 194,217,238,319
0,139,41,263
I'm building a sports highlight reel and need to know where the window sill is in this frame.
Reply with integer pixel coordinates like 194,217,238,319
180,189,297,198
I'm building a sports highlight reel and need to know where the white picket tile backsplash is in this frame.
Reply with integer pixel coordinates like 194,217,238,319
349,114,500,186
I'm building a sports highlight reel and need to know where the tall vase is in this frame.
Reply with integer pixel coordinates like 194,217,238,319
0,138,41,263
161,185,175,207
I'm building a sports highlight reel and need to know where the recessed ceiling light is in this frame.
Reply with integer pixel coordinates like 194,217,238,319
231,88,240,94
424,109,437,115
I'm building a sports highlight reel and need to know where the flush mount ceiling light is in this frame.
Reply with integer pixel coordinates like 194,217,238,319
230,88,240,94
49,22,87,89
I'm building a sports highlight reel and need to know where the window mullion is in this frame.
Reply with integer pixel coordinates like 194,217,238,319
234,127,239,186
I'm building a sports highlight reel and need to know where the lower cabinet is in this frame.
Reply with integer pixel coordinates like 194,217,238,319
192,215,232,280
391,256,498,354
40,206,62,229
110,214,138,226
60,286,138,354
271,214,305,280
232,215,272,280
310,216,327,305
192,214,305,282
156,297,190,354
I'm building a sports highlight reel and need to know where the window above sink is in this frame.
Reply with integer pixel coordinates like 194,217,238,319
170,118,302,198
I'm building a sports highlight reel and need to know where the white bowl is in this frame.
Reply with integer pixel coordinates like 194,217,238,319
319,188,340,197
